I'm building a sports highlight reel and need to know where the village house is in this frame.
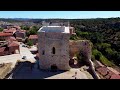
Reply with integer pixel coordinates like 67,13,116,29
69,27,76,35
0,32,13,41
3,28,16,35
6,25,14,29
15,29,26,42
28,35,38,45
8,41,19,54
6,36,17,42
13,26,21,29
0,41,19,56
0,47,6,56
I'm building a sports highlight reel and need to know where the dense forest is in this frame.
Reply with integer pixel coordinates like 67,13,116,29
69,18,120,67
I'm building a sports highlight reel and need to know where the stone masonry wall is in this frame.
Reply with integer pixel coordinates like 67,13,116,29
38,32,71,70
69,40,92,63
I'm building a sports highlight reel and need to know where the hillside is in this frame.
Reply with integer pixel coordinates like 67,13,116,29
70,18,120,67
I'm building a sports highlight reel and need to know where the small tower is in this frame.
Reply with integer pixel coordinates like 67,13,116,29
68,21,70,27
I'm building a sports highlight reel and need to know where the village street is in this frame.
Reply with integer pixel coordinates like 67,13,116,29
19,43,36,63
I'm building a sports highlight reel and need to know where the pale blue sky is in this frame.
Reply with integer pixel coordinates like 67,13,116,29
0,11,120,19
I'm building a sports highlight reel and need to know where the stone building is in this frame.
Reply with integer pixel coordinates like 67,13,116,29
37,26,92,71
38,26,71,70
15,30,26,42
0,32,13,41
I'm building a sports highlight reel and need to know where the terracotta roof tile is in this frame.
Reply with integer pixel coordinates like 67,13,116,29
0,47,6,52
96,67,109,76
96,66,120,79
16,29,26,33
110,74,120,79
0,32,13,37
8,41,19,47
29,35,38,39
6,36,16,42
4,28,16,33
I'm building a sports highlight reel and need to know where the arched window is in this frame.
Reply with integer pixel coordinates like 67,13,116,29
52,47,55,54
42,50,45,55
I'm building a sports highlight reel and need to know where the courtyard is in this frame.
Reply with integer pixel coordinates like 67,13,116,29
8,61,93,79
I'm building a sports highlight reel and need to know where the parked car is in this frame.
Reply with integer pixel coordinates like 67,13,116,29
22,56,26,60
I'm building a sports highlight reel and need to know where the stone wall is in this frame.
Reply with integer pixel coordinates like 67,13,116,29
9,46,19,54
38,32,71,70
69,40,92,63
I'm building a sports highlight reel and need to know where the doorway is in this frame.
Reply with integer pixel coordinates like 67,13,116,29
51,64,58,72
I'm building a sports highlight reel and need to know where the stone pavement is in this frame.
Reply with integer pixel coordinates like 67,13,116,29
11,64,92,79
19,44,36,63
46,68,89,79
0,54,21,68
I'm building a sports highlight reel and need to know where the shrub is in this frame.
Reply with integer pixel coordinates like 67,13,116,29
91,55,96,61
76,51,86,64
70,35,77,40
92,49,102,60
99,55,115,67
0,28,3,32
27,40,33,46
92,49,115,67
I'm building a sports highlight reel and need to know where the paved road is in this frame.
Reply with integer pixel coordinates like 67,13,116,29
0,54,21,68
19,44,36,63
0,44,36,68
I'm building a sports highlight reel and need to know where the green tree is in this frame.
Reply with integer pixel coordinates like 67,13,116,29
92,49,102,60
101,43,111,50
28,26,39,35
0,28,3,32
21,25,30,30
95,43,111,51
92,49,114,66
70,35,77,40
27,40,33,46
29,29,37,35
105,48,113,58
99,55,114,67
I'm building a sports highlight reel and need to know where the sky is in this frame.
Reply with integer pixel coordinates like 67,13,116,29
0,11,120,19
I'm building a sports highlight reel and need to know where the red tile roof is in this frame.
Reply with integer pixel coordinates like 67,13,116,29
16,29,26,33
4,28,16,34
96,67,109,76
0,47,6,52
0,32,13,37
96,66,120,79
29,35,38,39
13,26,21,29
110,74,120,79
21,30,26,32
6,36,16,42
3,29,8,31
8,41,19,47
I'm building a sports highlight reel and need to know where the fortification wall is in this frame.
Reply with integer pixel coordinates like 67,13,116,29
69,40,92,63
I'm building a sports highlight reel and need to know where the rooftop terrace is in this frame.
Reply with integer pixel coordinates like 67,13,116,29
38,26,70,33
